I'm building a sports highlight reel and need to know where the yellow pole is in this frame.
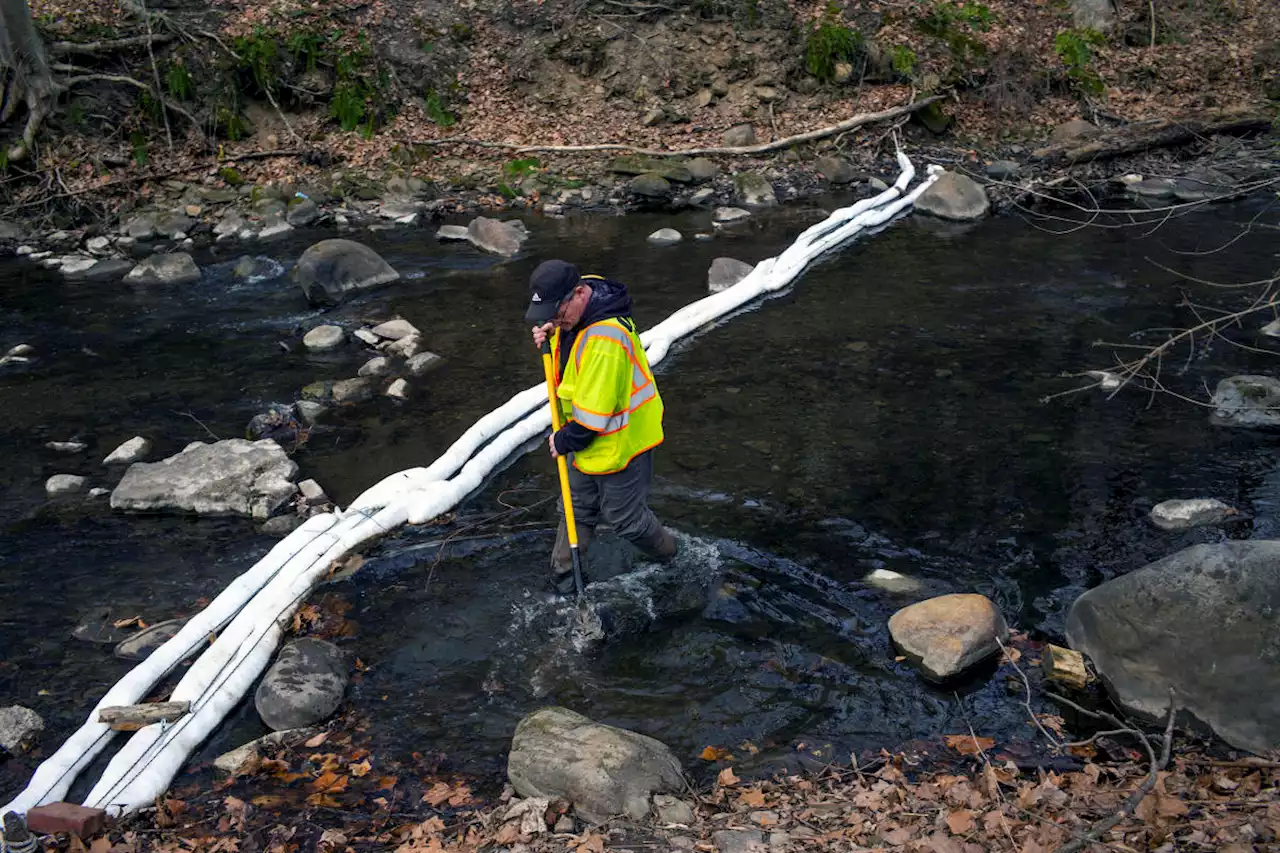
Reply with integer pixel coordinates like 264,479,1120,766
540,329,584,597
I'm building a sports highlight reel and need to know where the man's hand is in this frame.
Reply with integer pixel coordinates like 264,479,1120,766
548,432,561,459
532,322,555,349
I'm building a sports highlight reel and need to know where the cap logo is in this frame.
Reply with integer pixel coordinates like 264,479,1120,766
531,293,542,302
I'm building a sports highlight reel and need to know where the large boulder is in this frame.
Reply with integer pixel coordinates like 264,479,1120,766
1210,375,1280,428
467,217,526,256
293,239,400,306
110,438,299,520
915,172,990,221
508,707,686,823
124,253,202,285
254,638,350,731
708,257,755,293
888,594,1008,681
815,156,857,184
630,173,672,199
1066,541,1280,755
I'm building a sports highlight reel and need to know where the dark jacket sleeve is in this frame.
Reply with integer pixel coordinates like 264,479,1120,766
553,421,596,455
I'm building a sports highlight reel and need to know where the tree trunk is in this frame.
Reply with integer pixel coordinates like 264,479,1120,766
0,0,55,160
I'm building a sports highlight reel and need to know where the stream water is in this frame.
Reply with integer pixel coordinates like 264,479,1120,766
2,193,1278,800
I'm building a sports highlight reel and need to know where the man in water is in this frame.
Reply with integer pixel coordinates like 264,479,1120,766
525,259,677,593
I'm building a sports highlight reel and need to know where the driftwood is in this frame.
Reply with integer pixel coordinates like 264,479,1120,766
1034,108,1274,165
412,96,942,158
98,701,190,731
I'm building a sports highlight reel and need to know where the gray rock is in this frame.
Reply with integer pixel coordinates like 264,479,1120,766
353,328,381,346
385,378,410,399
258,212,294,240
303,325,346,351
713,207,751,225
723,124,758,147
110,438,298,520
214,728,317,774
371,319,419,340
815,156,856,184
653,794,695,825
298,479,327,503
1211,375,1280,428
295,400,328,425
232,256,282,281
1172,170,1235,203
915,172,991,221
385,334,424,359
114,618,187,661
46,441,87,453
46,474,87,496
607,156,694,184
378,200,422,224
690,188,716,206
1066,541,1280,754
358,356,391,377
123,215,157,240
86,236,112,255
155,212,195,239
1049,118,1098,145
630,173,673,199
6,344,34,357
215,212,251,241
985,160,1021,180
712,830,767,853
733,172,776,206
331,377,376,404
0,706,44,754
89,487,110,497
294,239,400,307
104,436,152,465
687,158,719,183
57,256,99,277
254,638,350,731
406,351,443,376
868,177,890,192
125,253,201,285
80,259,135,282
261,515,304,536
436,225,471,241
1070,0,1116,32
508,707,686,824
708,257,755,293
647,228,683,245
888,593,1008,680
863,569,924,594
1150,498,1236,531
467,217,527,257
286,198,322,227
0,220,25,241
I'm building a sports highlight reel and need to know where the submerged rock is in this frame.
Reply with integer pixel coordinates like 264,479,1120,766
1149,498,1236,531
508,706,686,823
1211,375,1280,428
371,319,419,340
405,351,444,376
110,438,299,520
467,217,526,256
294,239,400,307
255,638,350,731
888,593,1008,681
647,228,683,245
232,256,283,281
114,617,187,661
713,207,751,225
1066,541,1280,755
46,474,87,496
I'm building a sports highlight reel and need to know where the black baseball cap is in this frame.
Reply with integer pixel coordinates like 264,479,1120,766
525,259,581,325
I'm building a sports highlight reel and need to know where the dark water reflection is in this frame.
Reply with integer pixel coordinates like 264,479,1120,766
2,195,1278,798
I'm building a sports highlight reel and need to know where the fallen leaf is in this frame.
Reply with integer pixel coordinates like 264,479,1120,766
113,616,143,629
700,745,732,761
309,770,349,794
946,809,975,834
574,833,606,853
423,781,452,807
349,758,372,777
944,734,995,756
304,731,329,748
377,775,400,790
251,795,288,808
718,767,740,787
738,788,766,808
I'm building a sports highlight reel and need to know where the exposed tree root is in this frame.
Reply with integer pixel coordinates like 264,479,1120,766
49,33,173,57
413,96,942,158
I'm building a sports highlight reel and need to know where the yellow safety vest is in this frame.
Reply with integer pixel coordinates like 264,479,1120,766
552,314,664,474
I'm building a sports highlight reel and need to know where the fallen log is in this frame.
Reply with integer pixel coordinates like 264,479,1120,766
1033,108,1274,165
412,96,942,158
98,701,190,732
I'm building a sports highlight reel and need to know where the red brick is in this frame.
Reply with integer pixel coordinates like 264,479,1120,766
24,802,107,837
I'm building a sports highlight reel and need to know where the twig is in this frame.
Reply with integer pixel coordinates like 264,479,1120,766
1048,690,1178,853
413,97,942,158
174,410,219,440
994,635,1062,748
1148,0,1157,48
138,0,172,150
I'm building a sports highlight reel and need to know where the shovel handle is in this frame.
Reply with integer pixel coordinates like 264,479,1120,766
541,331,585,598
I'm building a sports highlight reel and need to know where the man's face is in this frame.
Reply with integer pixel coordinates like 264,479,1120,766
553,284,590,330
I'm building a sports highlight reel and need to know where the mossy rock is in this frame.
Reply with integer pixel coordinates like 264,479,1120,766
218,167,245,187
300,381,334,403
914,101,953,135
608,156,694,184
